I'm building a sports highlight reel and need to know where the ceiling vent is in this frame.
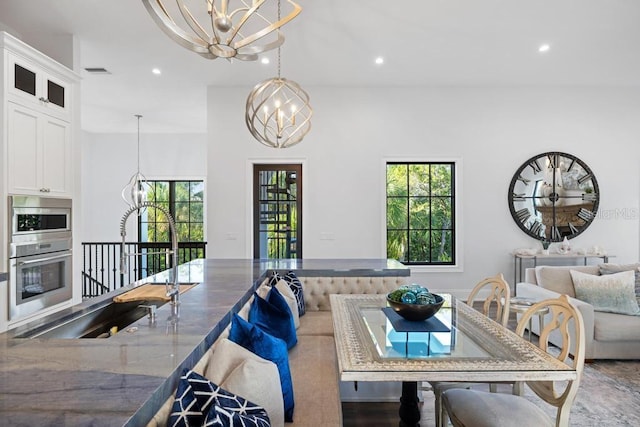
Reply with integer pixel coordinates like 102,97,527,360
84,67,111,74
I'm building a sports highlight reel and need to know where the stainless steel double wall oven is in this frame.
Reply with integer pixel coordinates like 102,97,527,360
8,195,72,321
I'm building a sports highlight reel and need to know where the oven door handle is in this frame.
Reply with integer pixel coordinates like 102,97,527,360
17,252,73,266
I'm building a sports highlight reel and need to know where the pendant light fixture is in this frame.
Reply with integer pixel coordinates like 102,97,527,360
245,0,311,148
121,114,151,213
142,0,302,61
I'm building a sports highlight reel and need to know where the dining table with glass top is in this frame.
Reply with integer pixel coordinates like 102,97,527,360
330,293,577,427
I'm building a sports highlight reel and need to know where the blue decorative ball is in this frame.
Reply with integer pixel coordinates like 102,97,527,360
416,291,436,305
401,291,417,304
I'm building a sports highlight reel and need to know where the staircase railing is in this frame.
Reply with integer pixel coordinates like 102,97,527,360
81,241,206,298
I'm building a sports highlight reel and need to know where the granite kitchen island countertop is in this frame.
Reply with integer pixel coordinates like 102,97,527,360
0,258,408,426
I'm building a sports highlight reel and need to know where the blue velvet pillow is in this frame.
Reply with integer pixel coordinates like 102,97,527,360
229,313,295,422
168,369,271,427
283,271,306,316
250,287,297,349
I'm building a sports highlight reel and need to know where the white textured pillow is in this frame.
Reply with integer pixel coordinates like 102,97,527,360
598,263,640,298
570,269,640,315
205,338,285,427
257,280,300,329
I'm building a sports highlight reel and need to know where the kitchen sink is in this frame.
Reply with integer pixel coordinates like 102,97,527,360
14,300,165,339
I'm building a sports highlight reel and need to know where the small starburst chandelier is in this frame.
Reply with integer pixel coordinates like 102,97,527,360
141,0,301,61
121,115,151,214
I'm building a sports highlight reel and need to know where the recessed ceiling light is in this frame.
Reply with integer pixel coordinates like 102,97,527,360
152,68,161,75
261,57,270,65
538,44,551,53
375,56,384,65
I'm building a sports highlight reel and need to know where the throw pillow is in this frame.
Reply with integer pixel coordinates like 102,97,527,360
205,402,270,427
283,271,306,316
205,338,284,427
250,287,298,349
534,265,599,297
228,313,295,422
168,369,270,427
267,271,281,288
262,273,300,328
570,269,640,315
598,263,640,298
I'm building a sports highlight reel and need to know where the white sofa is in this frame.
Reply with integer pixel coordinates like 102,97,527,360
516,265,640,360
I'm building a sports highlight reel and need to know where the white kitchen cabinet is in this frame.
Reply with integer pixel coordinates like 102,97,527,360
6,49,71,121
7,102,72,196
1,31,79,198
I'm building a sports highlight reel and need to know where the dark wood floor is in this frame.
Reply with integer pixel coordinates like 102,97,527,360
340,303,522,426
342,400,433,427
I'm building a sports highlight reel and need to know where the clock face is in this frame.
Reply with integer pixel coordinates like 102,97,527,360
508,152,599,242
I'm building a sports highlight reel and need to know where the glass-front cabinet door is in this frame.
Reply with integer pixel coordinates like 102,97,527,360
8,52,70,119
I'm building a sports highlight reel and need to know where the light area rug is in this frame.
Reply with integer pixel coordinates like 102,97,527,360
553,359,640,426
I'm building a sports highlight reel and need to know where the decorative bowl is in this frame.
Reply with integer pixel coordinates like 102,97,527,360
386,293,445,321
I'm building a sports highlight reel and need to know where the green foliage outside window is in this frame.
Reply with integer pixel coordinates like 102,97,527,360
386,163,455,265
142,180,204,242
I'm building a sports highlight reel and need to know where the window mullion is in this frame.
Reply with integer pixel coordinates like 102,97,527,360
428,164,433,263
405,164,411,263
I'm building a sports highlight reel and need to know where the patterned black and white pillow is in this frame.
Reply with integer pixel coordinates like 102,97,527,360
267,271,281,288
283,271,305,316
204,401,271,427
169,369,270,427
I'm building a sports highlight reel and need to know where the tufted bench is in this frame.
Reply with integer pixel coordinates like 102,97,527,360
147,274,407,426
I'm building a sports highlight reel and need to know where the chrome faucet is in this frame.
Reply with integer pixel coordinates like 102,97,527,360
139,304,157,323
119,202,180,306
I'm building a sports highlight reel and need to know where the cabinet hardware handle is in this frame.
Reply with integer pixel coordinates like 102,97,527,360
38,97,50,103
39,188,51,192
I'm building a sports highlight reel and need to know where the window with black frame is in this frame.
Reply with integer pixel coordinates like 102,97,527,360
137,180,205,276
386,162,456,265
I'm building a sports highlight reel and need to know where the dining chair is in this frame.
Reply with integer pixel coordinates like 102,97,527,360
441,294,586,427
430,273,512,427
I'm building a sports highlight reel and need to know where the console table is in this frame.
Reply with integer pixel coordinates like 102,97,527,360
513,253,612,285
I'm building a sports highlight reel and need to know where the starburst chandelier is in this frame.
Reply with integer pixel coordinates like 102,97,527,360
141,0,302,61
121,115,152,214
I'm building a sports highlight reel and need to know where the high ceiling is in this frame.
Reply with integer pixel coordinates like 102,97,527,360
1,0,639,133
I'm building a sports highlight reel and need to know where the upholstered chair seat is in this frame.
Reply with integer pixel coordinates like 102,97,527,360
430,273,512,427
442,388,552,427
442,295,586,427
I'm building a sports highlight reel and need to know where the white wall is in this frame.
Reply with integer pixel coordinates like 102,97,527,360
81,132,207,242
79,87,640,298
206,86,640,296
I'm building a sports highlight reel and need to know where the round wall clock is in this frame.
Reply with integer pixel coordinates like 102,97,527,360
508,152,599,242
